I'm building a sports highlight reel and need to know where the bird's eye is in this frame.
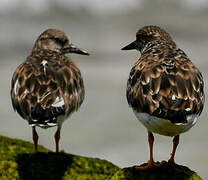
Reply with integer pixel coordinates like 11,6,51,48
54,37,68,46
62,39,67,44
54,37,64,45
136,34,153,41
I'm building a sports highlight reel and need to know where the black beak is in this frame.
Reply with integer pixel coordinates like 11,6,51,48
121,40,137,50
63,44,89,55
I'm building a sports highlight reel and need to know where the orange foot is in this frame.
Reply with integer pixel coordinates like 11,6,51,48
135,160,166,170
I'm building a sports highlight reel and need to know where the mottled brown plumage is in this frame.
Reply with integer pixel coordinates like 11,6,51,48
127,41,204,123
11,29,89,152
122,25,204,170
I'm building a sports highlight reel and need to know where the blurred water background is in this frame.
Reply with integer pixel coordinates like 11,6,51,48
0,0,208,178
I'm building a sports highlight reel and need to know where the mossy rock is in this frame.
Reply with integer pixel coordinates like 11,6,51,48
0,135,202,180
0,135,119,180
108,162,202,180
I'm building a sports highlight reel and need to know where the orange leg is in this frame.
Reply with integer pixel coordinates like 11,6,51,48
148,131,155,166
136,131,156,170
169,135,179,163
136,131,165,170
32,126,38,152
54,127,61,153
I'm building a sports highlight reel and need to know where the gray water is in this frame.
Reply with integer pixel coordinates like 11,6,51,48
0,2,208,179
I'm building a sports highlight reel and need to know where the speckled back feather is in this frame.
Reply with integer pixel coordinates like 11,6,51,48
11,50,84,126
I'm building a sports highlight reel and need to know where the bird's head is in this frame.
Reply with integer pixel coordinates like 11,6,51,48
121,25,176,52
32,29,89,55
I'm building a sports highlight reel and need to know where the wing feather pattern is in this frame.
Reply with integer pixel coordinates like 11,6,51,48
11,52,84,126
127,47,204,124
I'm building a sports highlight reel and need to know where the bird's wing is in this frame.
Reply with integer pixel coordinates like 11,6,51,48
126,49,204,124
11,56,85,125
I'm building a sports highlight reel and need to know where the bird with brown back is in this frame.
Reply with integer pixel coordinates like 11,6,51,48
122,25,204,170
11,29,89,152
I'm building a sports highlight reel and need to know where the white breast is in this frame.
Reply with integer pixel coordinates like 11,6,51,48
133,110,198,137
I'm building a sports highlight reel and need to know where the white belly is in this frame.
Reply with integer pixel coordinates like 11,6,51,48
133,110,198,137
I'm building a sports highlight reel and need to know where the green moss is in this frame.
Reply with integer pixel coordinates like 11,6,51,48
0,135,118,180
0,135,202,180
109,162,202,180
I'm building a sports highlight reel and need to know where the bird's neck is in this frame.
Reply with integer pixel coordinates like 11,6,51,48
30,49,65,62
31,49,62,56
140,40,177,55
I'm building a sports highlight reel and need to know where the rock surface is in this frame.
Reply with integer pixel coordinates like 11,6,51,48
0,135,202,180
109,162,202,180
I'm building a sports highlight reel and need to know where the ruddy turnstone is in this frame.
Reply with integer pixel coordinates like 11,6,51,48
122,25,204,169
11,29,89,152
